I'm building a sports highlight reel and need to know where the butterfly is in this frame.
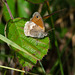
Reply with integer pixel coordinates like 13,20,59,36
24,9,66,38
24,12,47,38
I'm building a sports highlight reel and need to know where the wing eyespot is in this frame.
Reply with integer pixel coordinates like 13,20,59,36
36,16,38,18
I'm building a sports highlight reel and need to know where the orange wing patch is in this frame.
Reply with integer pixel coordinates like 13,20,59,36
31,15,45,31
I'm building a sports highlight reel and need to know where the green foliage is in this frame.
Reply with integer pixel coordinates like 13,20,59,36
27,0,45,4
60,28,67,38
0,0,74,74
6,18,49,69
0,23,5,43
17,0,34,18
3,0,15,21
0,23,4,35
67,0,75,7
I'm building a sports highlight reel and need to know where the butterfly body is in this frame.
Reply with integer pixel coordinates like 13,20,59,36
24,12,47,38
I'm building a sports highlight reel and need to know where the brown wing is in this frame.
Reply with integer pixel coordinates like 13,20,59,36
30,24,47,38
31,12,45,31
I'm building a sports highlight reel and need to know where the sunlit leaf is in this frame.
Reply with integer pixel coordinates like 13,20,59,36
6,18,49,70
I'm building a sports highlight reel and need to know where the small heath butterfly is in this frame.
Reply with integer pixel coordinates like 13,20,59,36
24,12,47,38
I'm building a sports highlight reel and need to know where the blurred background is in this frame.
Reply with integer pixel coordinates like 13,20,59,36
0,0,75,75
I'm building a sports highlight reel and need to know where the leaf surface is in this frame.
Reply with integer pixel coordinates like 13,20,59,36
6,18,49,70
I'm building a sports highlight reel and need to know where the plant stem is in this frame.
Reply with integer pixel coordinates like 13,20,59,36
0,65,38,75
0,65,25,73
46,1,64,75
50,38,71,74
4,0,13,19
55,40,64,75
39,60,46,75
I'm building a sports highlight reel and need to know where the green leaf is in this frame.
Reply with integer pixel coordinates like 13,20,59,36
0,23,5,43
0,23,4,35
0,34,38,60
3,0,15,21
5,18,49,70
18,0,34,18
26,0,45,4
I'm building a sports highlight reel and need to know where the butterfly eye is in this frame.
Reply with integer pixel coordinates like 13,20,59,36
36,16,38,18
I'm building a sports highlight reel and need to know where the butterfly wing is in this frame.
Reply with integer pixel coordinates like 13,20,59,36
30,24,47,38
31,12,45,31
24,12,47,38
24,21,47,38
